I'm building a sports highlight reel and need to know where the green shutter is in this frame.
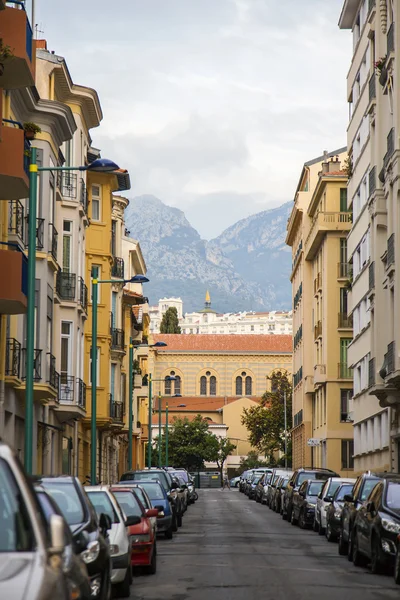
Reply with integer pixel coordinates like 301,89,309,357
340,188,348,212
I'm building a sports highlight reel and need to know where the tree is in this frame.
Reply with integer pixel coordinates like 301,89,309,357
208,436,237,485
238,451,269,473
160,307,181,334
241,370,292,466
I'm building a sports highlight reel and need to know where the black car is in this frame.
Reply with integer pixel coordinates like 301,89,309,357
352,477,400,573
283,468,338,522
248,474,262,500
325,482,355,542
291,479,324,528
338,472,381,557
120,469,182,528
274,475,291,514
37,476,112,600
35,486,92,600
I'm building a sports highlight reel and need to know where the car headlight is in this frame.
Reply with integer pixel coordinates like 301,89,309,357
81,540,100,564
334,509,341,518
381,517,400,534
132,533,151,543
109,544,119,556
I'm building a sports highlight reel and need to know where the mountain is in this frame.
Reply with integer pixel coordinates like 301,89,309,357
124,195,292,313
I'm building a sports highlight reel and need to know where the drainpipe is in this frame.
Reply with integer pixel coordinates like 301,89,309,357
74,420,79,476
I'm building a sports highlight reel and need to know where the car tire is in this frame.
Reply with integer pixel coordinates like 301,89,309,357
114,567,131,598
165,526,173,540
352,530,365,567
290,508,297,526
147,547,157,575
177,512,183,527
338,530,348,556
371,535,385,574
326,521,335,542
394,548,400,584
172,514,178,532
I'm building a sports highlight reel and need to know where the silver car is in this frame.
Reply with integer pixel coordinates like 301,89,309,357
0,442,68,600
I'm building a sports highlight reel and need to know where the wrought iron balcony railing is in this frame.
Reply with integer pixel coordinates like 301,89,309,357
387,341,395,374
24,216,44,250
77,378,86,408
21,348,42,381
5,338,21,378
109,394,123,422
48,223,58,262
56,271,76,301
338,313,353,328
8,200,24,242
387,233,395,267
58,172,77,199
80,178,89,214
368,357,375,388
78,276,88,312
111,256,124,279
111,328,125,351
369,261,375,290
60,375,75,403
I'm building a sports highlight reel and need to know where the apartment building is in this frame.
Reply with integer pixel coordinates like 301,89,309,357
286,149,349,472
339,0,397,472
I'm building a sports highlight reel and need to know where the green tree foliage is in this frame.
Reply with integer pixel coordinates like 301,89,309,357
238,451,269,473
160,307,181,334
208,437,237,484
157,414,216,470
241,370,292,466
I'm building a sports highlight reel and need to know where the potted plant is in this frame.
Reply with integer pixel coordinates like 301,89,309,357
0,38,14,76
23,122,41,140
375,56,388,86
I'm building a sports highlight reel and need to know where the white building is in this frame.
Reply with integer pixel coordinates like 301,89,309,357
149,297,183,334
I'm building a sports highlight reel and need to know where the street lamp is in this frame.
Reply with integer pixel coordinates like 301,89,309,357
24,149,120,474
145,372,175,467
90,272,149,485
146,342,167,468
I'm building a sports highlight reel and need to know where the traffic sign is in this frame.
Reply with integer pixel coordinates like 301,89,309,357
307,438,321,447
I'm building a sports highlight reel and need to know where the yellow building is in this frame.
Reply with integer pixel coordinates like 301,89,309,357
149,333,292,468
287,150,355,476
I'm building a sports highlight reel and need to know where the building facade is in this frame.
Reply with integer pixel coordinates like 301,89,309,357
339,0,396,472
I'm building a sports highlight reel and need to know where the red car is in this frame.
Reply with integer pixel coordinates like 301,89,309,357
111,487,159,574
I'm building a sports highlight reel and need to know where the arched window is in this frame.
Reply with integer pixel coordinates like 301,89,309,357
175,375,181,395
200,376,207,395
165,376,172,395
210,376,217,396
245,376,252,395
236,376,242,395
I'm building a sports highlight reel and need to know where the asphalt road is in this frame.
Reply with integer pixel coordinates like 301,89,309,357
130,488,400,600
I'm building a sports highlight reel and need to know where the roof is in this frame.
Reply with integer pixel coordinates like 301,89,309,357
152,334,292,353
132,306,143,324
151,413,223,426
320,170,347,177
156,396,261,411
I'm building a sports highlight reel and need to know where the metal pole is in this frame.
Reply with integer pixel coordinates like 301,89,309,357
158,391,162,467
90,273,98,484
147,374,152,468
165,402,169,467
25,147,38,474
128,338,133,470
284,391,287,470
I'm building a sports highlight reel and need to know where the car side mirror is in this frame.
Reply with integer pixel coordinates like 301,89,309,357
289,481,294,487
324,496,332,503
49,514,65,555
343,494,354,503
146,508,159,518
171,481,179,490
99,513,112,532
366,501,376,515
75,530,89,551
125,515,141,527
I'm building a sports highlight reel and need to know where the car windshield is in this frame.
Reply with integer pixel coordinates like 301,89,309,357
42,481,84,526
385,482,400,509
171,471,189,482
133,487,151,509
87,491,119,524
137,482,165,500
327,481,341,497
281,477,289,487
335,484,353,501
298,472,329,486
308,481,324,496
361,479,380,501
0,458,35,552
113,491,143,518
121,471,169,491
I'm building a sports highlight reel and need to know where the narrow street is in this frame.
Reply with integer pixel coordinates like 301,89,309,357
131,489,400,600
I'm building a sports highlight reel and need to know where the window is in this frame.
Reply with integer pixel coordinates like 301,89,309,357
165,376,172,395
341,440,354,469
89,347,100,385
340,389,353,422
235,376,242,395
175,375,181,395
61,321,72,385
340,288,348,316
200,376,207,395
91,184,101,221
111,220,117,256
210,376,216,396
340,188,348,212
62,220,72,273
110,363,116,402
245,376,252,395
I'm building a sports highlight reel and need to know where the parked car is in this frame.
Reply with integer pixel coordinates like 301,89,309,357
126,484,159,537
86,486,132,597
283,468,338,522
38,475,112,600
239,471,251,493
352,477,400,574
120,469,182,528
255,472,270,503
314,477,356,535
169,469,197,503
126,480,173,539
291,479,324,528
34,486,92,600
230,476,241,488
0,442,70,600
111,487,158,574
274,475,292,514
325,482,355,542
338,472,381,557
265,470,291,508
172,474,189,513
248,473,263,500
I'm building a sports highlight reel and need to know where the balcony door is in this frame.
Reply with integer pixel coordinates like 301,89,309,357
63,220,72,274
61,322,73,402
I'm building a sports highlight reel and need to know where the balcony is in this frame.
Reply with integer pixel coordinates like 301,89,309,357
56,271,76,301
80,178,89,214
58,172,77,199
313,272,322,295
48,223,58,263
305,212,352,260
338,313,353,329
293,409,303,427
0,122,29,199
0,248,27,314
304,375,314,394
369,166,376,197
369,357,375,388
46,353,59,391
111,328,125,351
8,199,24,244
78,277,88,312
111,257,124,279
5,338,21,379
59,375,75,403
314,320,322,340
24,216,44,250
109,395,123,423
55,375,87,421
77,378,86,409
387,233,395,269
338,362,352,379
338,262,349,279
387,341,395,375
21,348,42,381
314,364,326,386
0,5,34,89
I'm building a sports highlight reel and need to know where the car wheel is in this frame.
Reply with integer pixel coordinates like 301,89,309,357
299,510,306,529
147,546,157,575
394,548,400,584
177,512,183,527
165,526,173,540
352,530,365,567
371,535,385,574
338,530,348,556
326,521,335,542
290,508,297,526
114,567,131,598
172,513,178,532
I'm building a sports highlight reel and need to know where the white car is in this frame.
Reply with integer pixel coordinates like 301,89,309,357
86,485,135,598
314,477,356,534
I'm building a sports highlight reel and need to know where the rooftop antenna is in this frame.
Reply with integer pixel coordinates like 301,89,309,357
35,23,44,39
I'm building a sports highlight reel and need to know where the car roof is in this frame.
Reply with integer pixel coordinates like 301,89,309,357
85,485,111,492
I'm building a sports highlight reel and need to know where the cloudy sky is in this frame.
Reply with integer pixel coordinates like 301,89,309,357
33,0,351,239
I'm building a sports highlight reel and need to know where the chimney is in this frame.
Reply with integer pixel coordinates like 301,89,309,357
328,155,341,173
35,39,47,50
321,150,329,174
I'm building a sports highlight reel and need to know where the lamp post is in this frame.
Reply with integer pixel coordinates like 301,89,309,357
165,403,186,468
90,273,149,485
146,342,168,468
25,152,119,474
145,374,175,467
